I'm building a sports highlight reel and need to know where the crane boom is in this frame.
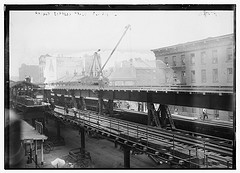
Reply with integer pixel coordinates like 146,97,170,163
100,24,131,73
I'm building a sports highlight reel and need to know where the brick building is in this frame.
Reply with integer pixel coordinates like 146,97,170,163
151,34,234,121
152,34,234,86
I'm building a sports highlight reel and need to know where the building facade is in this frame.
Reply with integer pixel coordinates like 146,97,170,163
19,64,41,83
39,54,84,83
109,58,165,86
152,34,234,86
151,34,234,121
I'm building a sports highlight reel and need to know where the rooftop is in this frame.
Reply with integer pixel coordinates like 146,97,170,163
151,33,234,55
9,80,40,89
109,67,136,80
21,120,47,141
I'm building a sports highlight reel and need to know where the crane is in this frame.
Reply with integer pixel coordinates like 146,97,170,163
81,25,131,85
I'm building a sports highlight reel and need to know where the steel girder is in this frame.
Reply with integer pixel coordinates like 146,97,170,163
52,89,234,111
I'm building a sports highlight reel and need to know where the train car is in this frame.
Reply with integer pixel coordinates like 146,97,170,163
10,78,50,128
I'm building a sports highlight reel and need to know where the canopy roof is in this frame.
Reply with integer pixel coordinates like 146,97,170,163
20,120,47,141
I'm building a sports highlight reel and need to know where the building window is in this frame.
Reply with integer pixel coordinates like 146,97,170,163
181,55,185,66
226,47,233,61
164,57,168,66
213,69,218,83
191,70,196,83
227,68,233,83
182,106,187,112
212,50,218,64
192,108,196,113
201,69,207,83
172,56,176,66
214,110,219,119
201,51,206,65
182,71,186,77
190,53,195,65
181,71,186,84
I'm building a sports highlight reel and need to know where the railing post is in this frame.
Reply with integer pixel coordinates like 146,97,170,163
172,134,175,155
98,114,99,131
146,127,148,147
89,113,90,126
137,125,138,139
206,155,208,168
35,140,38,168
203,140,206,165
127,122,129,139
196,145,198,158
41,140,44,165
83,113,85,127
188,149,191,168
118,121,119,136
110,119,112,133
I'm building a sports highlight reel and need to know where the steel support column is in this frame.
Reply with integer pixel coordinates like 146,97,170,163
147,103,153,126
35,140,38,168
60,94,65,107
41,140,44,165
56,120,61,140
123,145,131,168
71,92,77,108
98,91,103,115
54,93,58,105
79,127,85,149
80,97,86,110
29,143,32,163
108,99,114,117
44,90,51,101
159,104,167,128
147,103,161,127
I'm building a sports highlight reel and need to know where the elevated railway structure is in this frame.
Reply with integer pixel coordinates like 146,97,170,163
47,105,233,168
38,83,235,168
46,83,234,111
52,95,233,140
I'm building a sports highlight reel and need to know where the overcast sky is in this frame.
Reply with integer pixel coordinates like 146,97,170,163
9,10,234,77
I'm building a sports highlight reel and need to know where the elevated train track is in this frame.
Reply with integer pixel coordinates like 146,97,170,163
112,109,234,140
48,105,233,168
48,83,233,94
41,82,234,168
48,83,234,111
52,94,234,140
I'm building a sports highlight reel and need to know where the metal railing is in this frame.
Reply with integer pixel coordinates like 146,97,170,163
52,105,233,168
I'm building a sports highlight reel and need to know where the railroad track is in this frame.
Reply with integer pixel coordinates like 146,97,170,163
48,83,233,94
50,105,233,168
